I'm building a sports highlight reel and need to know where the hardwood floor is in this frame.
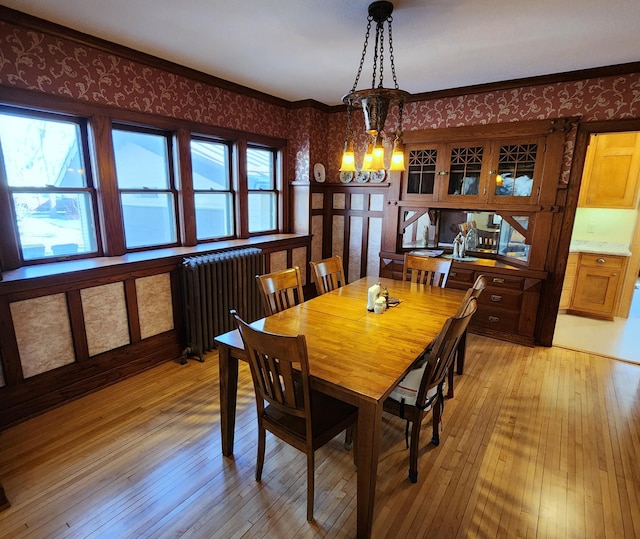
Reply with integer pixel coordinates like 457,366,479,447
1,334,639,538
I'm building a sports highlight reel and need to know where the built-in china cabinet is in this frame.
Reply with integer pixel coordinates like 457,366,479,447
377,119,574,345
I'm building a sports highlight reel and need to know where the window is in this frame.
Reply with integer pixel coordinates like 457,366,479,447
112,127,178,249
0,109,99,262
190,138,234,240
247,146,277,233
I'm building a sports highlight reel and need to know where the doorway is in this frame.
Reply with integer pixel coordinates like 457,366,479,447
553,128,640,363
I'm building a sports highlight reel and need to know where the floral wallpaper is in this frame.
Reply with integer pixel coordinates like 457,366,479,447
1,18,639,188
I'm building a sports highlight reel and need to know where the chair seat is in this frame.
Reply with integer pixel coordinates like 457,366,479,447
264,391,357,449
388,365,438,408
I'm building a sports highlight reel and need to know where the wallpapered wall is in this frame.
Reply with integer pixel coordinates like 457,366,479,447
1,18,639,188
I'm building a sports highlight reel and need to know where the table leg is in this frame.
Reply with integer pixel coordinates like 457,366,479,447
218,344,239,457
356,398,382,539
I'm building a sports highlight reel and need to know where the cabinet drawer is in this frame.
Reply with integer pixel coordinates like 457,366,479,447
481,273,525,290
478,288,523,310
579,253,625,269
447,267,475,288
472,305,519,334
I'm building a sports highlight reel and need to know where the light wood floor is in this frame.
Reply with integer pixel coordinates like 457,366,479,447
1,335,639,538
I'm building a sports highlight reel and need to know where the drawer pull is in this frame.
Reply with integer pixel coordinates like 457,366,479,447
492,277,505,284
491,294,502,302
596,257,606,264
488,316,500,323
450,272,457,277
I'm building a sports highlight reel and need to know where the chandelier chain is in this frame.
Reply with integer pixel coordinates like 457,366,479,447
351,17,373,93
376,22,385,88
388,15,399,90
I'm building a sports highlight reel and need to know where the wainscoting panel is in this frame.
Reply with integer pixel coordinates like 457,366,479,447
292,246,308,284
10,294,75,377
82,282,130,356
367,216,383,277
268,250,288,273
348,216,363,283
136,273,174,340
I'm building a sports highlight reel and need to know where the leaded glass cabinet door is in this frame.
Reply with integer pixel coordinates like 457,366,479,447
403,146,440,201
487,137,544,205
440,143,490,202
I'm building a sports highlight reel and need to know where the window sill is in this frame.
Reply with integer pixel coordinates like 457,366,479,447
1,234,309,288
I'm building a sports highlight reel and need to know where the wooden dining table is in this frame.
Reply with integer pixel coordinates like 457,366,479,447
214,276,465,539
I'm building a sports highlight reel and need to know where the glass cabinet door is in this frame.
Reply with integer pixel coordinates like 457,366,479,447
440,144,488,201
404,147,439,201
488,139,543,204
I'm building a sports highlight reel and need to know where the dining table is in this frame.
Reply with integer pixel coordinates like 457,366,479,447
214,275,465,539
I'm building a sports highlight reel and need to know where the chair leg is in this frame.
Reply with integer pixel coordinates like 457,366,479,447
344,426,353,450
306,452,315,521
447,364,455,399
408,412,422,483
431,399,442,447
256,425,266,481
456,331,467,375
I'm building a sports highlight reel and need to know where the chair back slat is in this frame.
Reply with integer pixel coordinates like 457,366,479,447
403,253,452,288
309,255,346,295
257,266,305,316
233,311,310,420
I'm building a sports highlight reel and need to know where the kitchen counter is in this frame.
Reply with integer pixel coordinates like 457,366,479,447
569,240,632,256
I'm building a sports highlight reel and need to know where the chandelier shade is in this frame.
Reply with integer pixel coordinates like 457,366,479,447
340,1,408,172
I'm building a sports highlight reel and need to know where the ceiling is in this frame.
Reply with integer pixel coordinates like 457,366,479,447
3,0,640,106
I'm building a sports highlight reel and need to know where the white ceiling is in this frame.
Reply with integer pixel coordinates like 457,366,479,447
3,0,640,106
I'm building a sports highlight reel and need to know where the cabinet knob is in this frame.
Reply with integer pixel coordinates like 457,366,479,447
596,258,606,264
488,316,500,323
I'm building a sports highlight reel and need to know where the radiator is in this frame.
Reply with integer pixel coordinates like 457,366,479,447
180,247,264,363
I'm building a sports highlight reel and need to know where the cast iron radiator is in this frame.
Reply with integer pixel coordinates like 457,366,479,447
180,247,264,363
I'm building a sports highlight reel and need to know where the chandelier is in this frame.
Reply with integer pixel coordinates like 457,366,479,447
340,1,409,173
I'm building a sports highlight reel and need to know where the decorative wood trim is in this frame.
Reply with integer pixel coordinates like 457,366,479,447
67,289,89,362
124,279,142,344
405,63,640,104
0,296,23,385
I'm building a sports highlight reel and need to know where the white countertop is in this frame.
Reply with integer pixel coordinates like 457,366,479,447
569,240,632,256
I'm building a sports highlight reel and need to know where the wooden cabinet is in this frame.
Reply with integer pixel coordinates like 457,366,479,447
568,253,626,319
559,252,579,310
578,132,640,208
380,251,546,346
448,265,543,346
402,135,547,207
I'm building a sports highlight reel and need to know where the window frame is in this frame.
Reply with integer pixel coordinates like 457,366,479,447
111,123,181,252
246,143,281,236
0,105,102,266
0,91,289,272
189,135,236,242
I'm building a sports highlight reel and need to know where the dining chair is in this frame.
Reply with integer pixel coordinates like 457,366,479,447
447,274,486,397
231,310,357,521
383,297,478,483
309,255,346,295
403,253,452,288
256,266,305,316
